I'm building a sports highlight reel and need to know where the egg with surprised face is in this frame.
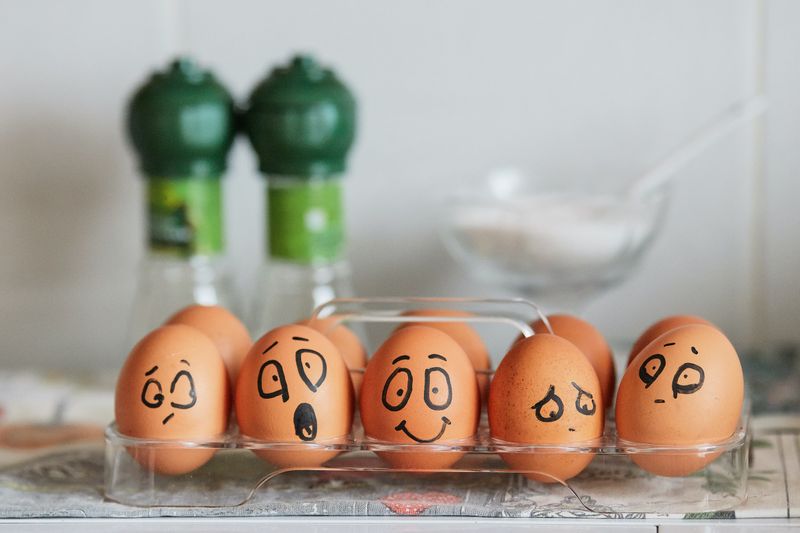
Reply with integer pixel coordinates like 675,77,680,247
115,325,229,475
616,324,744,476
360,326,480,470
236,324,354,468
489,334,603,483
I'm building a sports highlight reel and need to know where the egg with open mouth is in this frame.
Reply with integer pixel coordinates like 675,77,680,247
235,324,354,468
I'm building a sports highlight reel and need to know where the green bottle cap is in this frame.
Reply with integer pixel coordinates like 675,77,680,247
127,57,235,178
244,55,357,176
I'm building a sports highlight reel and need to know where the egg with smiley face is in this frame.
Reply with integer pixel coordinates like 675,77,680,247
236,324,354,468
115,324,230,475
489,334,604,483
360,326,480,470
616,324,744,476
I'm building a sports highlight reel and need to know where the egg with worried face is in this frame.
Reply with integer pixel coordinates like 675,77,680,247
236,324,354,468
616,324,744,476
115,324,230,475
489,334,604,483
360,326,480,470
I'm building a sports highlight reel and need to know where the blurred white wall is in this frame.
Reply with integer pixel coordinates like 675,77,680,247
0,0,797,371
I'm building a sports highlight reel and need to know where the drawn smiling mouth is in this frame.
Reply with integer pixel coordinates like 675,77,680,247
394,416,451,443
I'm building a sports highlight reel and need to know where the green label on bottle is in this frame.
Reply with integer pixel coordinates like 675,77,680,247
268,180,344,263
147,177,223,257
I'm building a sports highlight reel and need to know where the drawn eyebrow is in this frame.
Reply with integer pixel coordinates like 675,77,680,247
663,342,676,347
691,346,699,355
262,341,279,354
145,365,158,376
428,354,447,361
392,355,410,365
180,359,190,366
292,336,309,342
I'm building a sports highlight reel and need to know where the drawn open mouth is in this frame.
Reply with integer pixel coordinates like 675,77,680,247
394,416,451,443
293,403,318,441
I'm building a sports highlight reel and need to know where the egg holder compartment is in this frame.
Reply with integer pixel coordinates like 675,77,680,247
104,297,751,515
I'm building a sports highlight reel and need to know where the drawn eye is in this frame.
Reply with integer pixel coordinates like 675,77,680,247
672,363,705,398
296,349,327,392
532,385,564,423
258,360,288,402
571,381,596,416
141,378,164,409
424,367,452,411
382,367,412,411
639,354,666,388
169,370,197,409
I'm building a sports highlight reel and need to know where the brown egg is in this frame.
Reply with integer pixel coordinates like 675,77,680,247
626,315,714,367
115,325,229,475
398,309,491,402
236,324,353,468
616,324,743,476
531,315,615,408
165,305,252,387
489,334,603,483
300,316,367,399
360,325,480,470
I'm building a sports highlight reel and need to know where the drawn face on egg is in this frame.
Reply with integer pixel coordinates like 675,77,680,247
381,352,456,443
615,324,744,476
636,342,705,404
360,326,480,447
530,381,597,432
139,359,198,426
255,332,332,442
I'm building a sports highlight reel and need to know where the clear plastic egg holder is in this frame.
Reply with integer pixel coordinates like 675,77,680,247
105,297,751,513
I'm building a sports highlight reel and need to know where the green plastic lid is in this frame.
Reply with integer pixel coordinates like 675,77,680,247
243,55,357,176
127,57,235,178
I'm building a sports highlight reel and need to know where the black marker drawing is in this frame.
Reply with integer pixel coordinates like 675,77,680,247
141,365,197,425
424,367,453,410
571,381,596,416
663,342,676,347
671,362,704,398
293,402,318,441
141,378,164,409
394,416,451,443
262,340,278,354
532,385,564,423
296,349,327,392
382,367,413,411
691,346,699,355
639,354,666,388
169,370,197,409
654,399,666,403
258,359,289,402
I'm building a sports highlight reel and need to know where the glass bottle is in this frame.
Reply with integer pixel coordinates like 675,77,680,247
124,58,238,351
243,55,357,334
